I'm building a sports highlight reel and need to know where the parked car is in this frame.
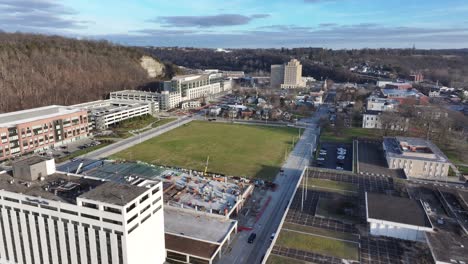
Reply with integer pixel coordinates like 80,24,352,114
337,155,345,160
336,166,344,170
270,233,276,241
317,157,325,161
319,152,327,156
248,233,257,243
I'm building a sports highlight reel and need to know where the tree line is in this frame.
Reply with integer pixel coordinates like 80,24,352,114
0,32,170,113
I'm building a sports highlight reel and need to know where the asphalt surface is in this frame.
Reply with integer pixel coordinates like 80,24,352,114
221,107,328,264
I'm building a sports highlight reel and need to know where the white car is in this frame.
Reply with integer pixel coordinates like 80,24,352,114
319,152,327,156
317,157,325,161
336,166,344,170
337,155,345,160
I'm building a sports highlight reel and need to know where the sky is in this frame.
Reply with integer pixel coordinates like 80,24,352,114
1,0,468,49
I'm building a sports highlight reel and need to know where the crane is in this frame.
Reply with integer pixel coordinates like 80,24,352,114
204,156,210,175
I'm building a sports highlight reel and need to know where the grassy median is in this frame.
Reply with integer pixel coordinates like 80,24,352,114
276,229,359,260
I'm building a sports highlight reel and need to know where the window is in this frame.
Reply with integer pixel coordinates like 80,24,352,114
127,214,138,224
103,218,122,225
126,203,136,213
61,209,78,216
139,194,149,203
104,206,121,215
81,213,99,221
140,205,150,214
128,224,139,234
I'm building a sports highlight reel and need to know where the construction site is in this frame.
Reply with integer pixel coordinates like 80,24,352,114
60,159,254,218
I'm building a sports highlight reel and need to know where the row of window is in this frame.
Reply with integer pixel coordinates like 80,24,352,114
1,197,123,226
0,205,123,264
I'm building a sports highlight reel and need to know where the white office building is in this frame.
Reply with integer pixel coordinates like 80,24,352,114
0,156,165,264
73,100,159,130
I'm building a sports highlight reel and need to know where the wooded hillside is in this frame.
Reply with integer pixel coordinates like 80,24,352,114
0,33,168,113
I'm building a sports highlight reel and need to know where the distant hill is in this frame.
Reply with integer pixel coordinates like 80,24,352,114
0,32,176,113
148,47,468,88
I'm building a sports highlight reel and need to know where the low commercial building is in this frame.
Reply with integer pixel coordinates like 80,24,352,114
381,89,429,105
366,96,399,112
164,208,237,264
365,192,433,242
0,157,166,264
0,105,89,161
362,110,408,130
383,137,451,179
73,100,158,130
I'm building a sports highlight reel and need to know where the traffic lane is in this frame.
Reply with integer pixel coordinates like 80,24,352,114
247,131,314,264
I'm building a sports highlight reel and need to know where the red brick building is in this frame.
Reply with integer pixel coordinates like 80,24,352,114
0,105,89,160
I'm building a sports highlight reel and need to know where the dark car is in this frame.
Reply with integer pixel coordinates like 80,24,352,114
248,233,257,243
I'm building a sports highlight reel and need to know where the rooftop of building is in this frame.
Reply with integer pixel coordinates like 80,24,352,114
164,207,236,243
366,192,432,228
73,100,152,116
426,227,468,264
79,181,151,206
171,74,209,82
111,90,160,96
381,89,421,97
363,110,383,115
13,156,51,167
0,105,84,128
165,234,218,260
383,137,449,163
76,161,246,214
0,170,104,204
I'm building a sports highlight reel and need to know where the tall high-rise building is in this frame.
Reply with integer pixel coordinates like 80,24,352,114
282,59,303,88
270,64,285,88
270,59,305,89
0,157,166,264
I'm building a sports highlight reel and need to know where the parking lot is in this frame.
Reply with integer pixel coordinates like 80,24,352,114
269,167,436,264
358,140,406,178
315,142,353,172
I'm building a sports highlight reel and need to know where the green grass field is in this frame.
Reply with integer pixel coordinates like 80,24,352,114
321,127,381,143
282,222,358,242
276,229,359,260
112,121,299,180
266,255,307,264
307,178,358,195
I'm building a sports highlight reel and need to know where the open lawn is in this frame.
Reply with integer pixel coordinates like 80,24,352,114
282,222,358,242
307,178,358,195
276,229,359,260
321,127,381,143
112,121,299,180
267,255,307,264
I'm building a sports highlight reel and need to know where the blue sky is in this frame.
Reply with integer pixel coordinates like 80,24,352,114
1,0,468,48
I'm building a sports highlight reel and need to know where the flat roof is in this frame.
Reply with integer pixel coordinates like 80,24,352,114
0,171,104,204
0,105,83,127
164,207,236,243
426,230,468,264
79,181,150,206
73,100,152,117
165,233,218,259
366,192,432,228
383,137,449,163
13,156,51,167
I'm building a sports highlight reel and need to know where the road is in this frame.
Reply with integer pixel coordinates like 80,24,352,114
221,107,327,264
58,116,192,166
